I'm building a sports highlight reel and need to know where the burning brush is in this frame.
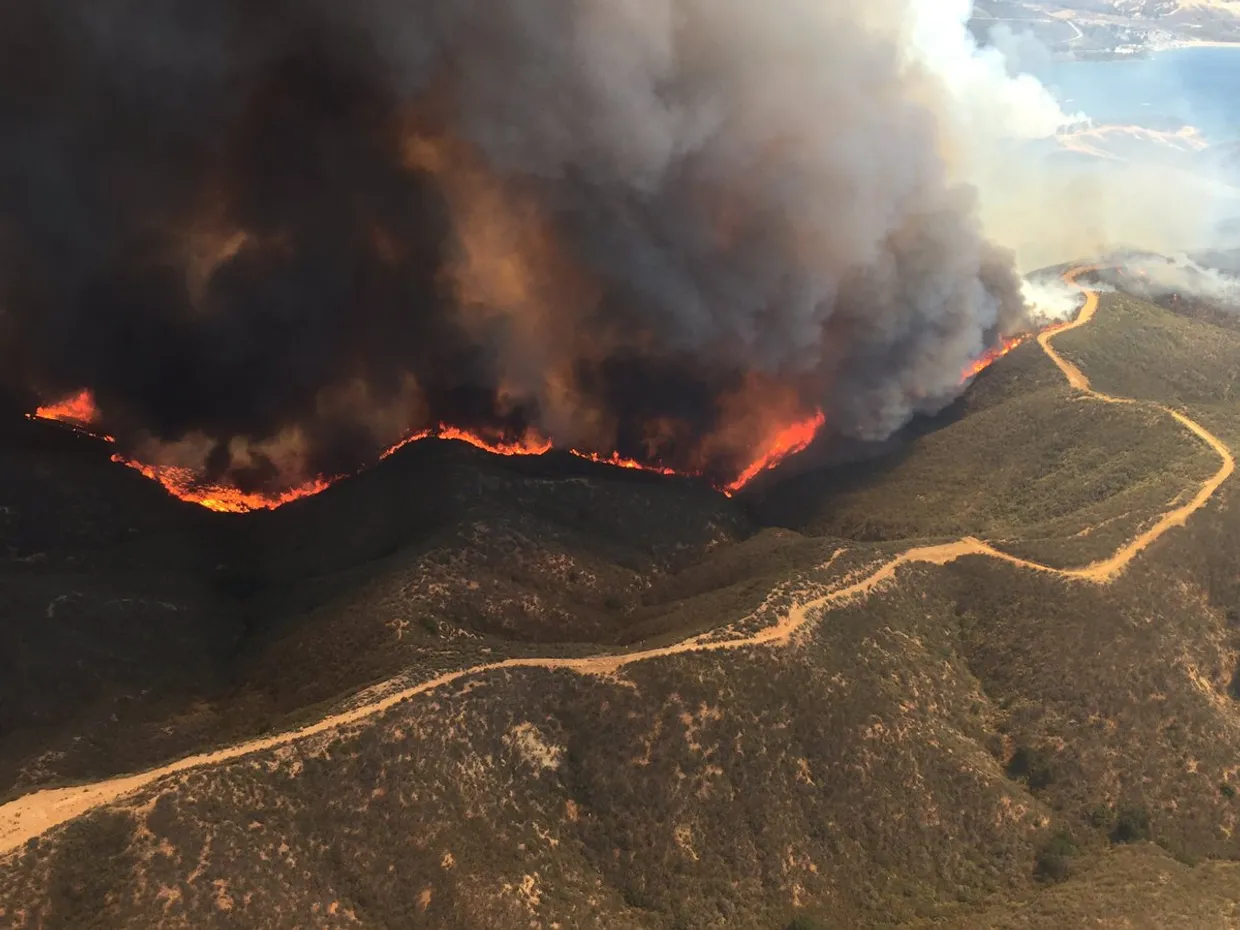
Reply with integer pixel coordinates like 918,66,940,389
6,0,1040,508
28,390,833,511
29,334,1031,514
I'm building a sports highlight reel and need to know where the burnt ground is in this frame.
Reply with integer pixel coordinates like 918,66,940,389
4,283,1240,927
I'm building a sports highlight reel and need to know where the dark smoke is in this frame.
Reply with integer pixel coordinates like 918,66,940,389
0,0,1027,486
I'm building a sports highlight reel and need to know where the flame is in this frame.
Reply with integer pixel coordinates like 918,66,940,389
28,389,116,442
959,335,1027,382
33,389,100,427
380,425,551,460
30,329,1040,513
723,411,826,494
436,425,553,456
110,456,333,513
567,449,680,476
379,429,433,460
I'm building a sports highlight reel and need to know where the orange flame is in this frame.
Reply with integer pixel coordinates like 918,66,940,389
33,389,100,427
379,429,432,460
19,390,824,507
31,329,1039,513
380,425,552,460
959,335,1027,382
723,410,826,494
29,389,116,442
109,455,334,513
22,392,826,508
436,425,553,456
567,449,680,476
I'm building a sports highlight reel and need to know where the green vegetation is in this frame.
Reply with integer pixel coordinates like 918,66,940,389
1055,290,1240,413
1033,830,1079,883
760,339,1217,569
1006,746,1056,791
1111,806,1152,845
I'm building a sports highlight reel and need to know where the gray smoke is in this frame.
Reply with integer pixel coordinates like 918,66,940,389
0,0,1028,486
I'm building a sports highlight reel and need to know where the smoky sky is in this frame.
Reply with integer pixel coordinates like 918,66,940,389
0,0,1027,485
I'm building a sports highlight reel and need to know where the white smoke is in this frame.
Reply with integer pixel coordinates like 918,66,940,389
907,0,1081,148
903,0,1240,272
1021,274,1085,321
1140,254,1240,306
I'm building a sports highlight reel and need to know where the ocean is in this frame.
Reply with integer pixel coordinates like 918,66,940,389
1033,46,1240,142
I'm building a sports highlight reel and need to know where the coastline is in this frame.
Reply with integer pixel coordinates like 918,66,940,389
1065,37,1240,60
1165,38,1240,50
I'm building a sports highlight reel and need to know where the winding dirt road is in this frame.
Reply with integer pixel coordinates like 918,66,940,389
1,265,1233,857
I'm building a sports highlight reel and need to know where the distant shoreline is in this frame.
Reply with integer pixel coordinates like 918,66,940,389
1157,38,1240,52
1067,39,1240,62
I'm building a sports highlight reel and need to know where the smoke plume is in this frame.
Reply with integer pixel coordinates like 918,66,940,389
1129,253,1240,307
0,0,1037,489
962,8,1240,274
1020,275,1086,322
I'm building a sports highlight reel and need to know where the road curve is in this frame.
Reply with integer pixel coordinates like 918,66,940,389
1,265,1233,856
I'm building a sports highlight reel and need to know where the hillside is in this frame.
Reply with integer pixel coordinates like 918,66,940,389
0,426,749,797
3,270,1240,928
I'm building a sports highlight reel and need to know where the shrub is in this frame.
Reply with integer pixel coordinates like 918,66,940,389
1006,746,1056,790
1034,829,1078,884
1087,804,1112,830
1111,806,1151,844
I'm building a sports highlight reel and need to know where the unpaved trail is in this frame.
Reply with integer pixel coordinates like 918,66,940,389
1,265,1233,857
1036,265,1236,582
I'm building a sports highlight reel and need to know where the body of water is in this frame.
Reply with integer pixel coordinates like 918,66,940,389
1033,46,1240,142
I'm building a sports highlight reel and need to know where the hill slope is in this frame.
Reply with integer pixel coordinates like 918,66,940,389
4,268,1240,928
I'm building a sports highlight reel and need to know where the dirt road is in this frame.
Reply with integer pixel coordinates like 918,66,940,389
1,265,1232,856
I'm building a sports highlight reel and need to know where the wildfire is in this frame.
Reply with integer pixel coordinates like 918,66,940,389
110,456,334,513
567,449,680,476
33,388,98,425
26,388,115,442
389,425,553,459
723,411,827,494
30,334,1031,513
959,335,1027,382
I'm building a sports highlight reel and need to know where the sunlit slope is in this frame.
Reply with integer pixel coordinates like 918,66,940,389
762,293,1223,568
1052,288,1240,426
897,845,1240,929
